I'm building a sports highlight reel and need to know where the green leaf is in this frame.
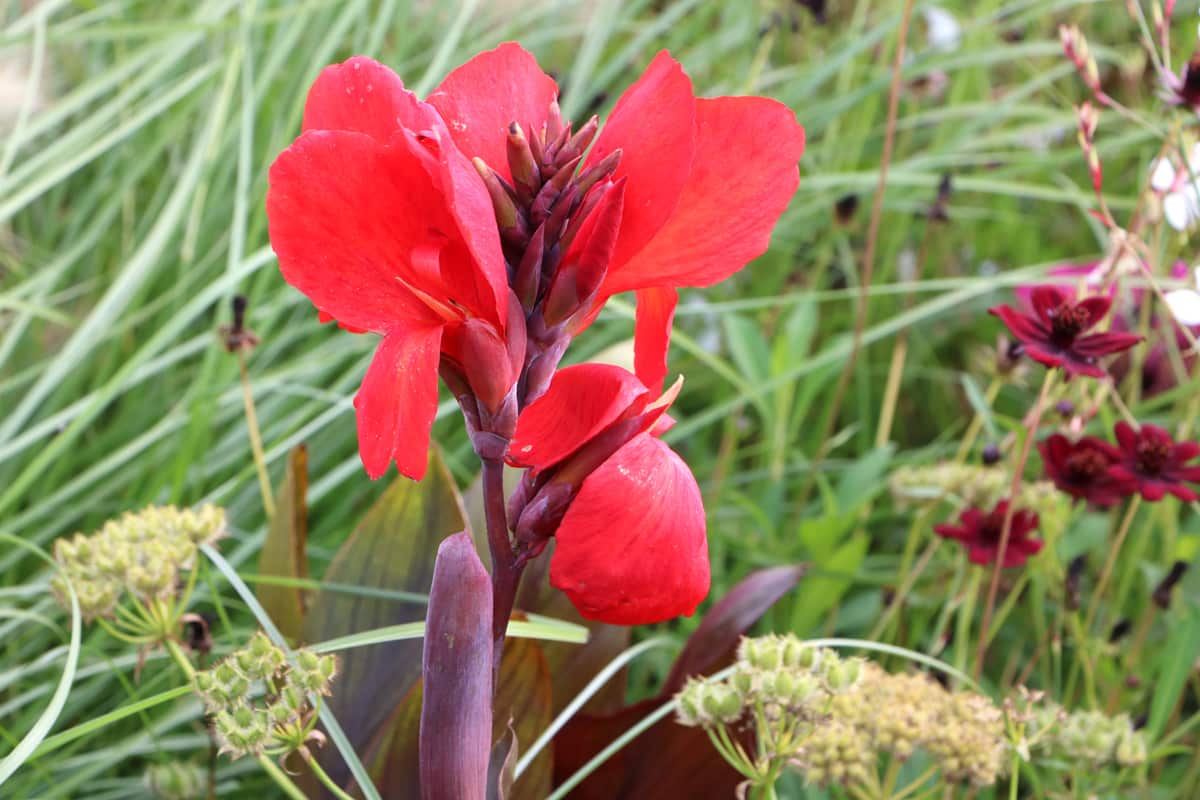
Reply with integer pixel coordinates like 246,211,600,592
1147,603,1200,740
790,533,870,635
257,444,310,642
835,444,895,511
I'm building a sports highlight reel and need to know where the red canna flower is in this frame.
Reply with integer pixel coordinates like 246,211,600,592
934,501,1043,568
267,56,525,481
1108,421,1200,502
505,342,708,625
429,45,805,394
1038,433,1123,507
988,286,1141,378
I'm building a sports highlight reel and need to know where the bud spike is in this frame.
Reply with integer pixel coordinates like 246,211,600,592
574,148,622,198
472,156,529,248
506,122,541,205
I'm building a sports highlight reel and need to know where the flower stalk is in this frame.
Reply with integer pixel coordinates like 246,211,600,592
975,369,1056,678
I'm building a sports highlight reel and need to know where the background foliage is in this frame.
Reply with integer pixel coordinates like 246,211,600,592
2,0,1198,797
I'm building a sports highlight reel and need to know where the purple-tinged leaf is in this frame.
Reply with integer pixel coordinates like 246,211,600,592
664,564,806,695
303,446,469,794
257,445,311,642
421,532,493,800
372,618,554,799
552,565,805,798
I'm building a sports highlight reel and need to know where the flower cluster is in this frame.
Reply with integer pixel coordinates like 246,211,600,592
1027,704,1148,768
1041,421,1200,504
799,663,1008,789
675,636,864,792
51,504,226,621
889,462,1059,514
266,44,804,624
143,761,205,800
193,632,336,761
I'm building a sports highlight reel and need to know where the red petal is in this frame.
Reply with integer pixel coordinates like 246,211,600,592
988,304,1049,343
1030,286,1068,321
1020,342,1069,371
587,52,697,272
427,43,559,181
1114,421,1138,451
267,130,456,332
302,56,441,142
603,95,804,294
1072,331,1142,357
269,128,508,331
355,323,444,480
1168,482,1199,502
1173,441,1200,461
1076,295,1113,331
509,364,649,471
633,287,678,396
1056,350,1108,378
550,434,710,625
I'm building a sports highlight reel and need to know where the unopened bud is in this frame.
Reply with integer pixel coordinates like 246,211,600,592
555,115,599,166
472,157,528,248
1152,560,1188,609
701,683,745,723
506,122,541,204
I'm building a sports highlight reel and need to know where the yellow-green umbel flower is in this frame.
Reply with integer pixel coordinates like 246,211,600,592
51,504,227,621
193,633,337,761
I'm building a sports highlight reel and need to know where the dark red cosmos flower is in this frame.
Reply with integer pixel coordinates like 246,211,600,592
267,57,526,481
1108,421,1200,502
934,501,1043,568
430,46,805,394
504,355,708,625
989,286,1141,378
1038,433,1123,507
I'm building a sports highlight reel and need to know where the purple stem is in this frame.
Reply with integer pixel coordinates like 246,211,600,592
481,456,524,680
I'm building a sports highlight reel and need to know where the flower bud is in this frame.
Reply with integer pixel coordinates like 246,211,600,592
701,683,745,724
144,761,205,800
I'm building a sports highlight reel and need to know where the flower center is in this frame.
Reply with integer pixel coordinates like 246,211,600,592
1064,447,1107,481
1135,437,1171,475
979,517,1004,545
1048,302,1091,343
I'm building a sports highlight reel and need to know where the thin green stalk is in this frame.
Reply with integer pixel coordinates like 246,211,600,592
975,369,1056,678
1083,496,1142,634
308,755,359,800
256,755,309,800
238,352,276,519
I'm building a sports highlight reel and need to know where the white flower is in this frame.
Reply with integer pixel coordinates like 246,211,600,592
923,7,961,53
1151,158,1176,192
1153,145,1200,231
1164,187,1200,231
1164,265,1200,327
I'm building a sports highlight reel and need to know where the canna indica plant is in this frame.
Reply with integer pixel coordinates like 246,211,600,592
265,41,805,796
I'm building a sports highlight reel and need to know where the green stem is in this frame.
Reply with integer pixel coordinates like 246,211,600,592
164,639,309,800
256,754,308,800
164,637,196,680
975,368,1056,679
308,754,359,800
1084,495,1142,634
239,351,276,520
